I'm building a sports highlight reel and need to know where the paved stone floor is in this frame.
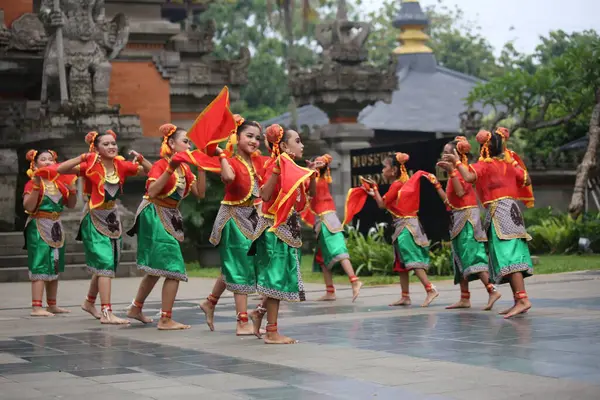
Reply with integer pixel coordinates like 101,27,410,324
1,271,600,399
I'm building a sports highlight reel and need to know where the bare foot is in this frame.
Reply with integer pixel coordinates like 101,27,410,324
250,309,265,338
483,291,502,311
422,288,439,307
498,304,515,315
264,331,298,344
100,311,131,325
389,297,411,306
236,321,255,336
504,299,531,319
351,280,363,303
158,318,191,330
316,293,336,301
31,308,54,317
446,299,471,309
199,301,215,331
126,306,153,324
46,306,71,314
81,301,101,319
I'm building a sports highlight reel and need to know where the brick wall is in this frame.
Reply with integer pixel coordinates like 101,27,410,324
2,0,33,27
109,61,170,137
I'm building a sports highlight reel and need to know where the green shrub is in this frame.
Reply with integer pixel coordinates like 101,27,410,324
523,206,555,227
345,223,395,276
429,241,453,276
527,215,580,254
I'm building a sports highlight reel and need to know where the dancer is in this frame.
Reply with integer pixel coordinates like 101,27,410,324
252,124,319,344
304,154,362,302
367,153,439,307
436,137,501,310
126,124,207,330
57,130,152,324
200,116,267,335
23,150,77,316
443,128,533,319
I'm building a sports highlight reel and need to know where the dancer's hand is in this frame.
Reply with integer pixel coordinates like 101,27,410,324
442,151,459,164
436,161,453,172
129,150,143,163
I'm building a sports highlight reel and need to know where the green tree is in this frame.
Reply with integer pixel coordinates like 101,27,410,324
467,30,600,218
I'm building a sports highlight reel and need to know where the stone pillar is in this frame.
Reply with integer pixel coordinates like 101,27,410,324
318,124,374,216
0,149,18,231
289,0,397,216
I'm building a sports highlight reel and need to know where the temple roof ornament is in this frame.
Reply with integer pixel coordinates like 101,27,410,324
289,0,396,122
393,0,432,55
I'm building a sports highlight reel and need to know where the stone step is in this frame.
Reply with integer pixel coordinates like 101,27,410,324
0,262,143,282
0,242,86,256
0,250,137,269
0,232,25,247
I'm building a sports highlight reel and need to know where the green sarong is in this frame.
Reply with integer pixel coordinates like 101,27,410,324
451,222,489,284
488,220,533,285
25,197,65,281
255,230,305,302
133,202,187,282
312,224,349,272
219,219,256,293
394,228,430,270
80,214,122,277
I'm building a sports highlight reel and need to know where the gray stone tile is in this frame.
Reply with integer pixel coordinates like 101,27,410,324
175,372,283,390
69,367,140,378
87,372,158,384
240,386,338,400
0,353,28,364
132,384,214,398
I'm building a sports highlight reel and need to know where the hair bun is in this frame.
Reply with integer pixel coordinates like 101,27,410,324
25,149,37,162
457,140,471,154
105,129,117,139
495,127,510,140
265,124,284,144
476,130,491,144
395,152,409,164
159,123,177,137
233,114,245,127
85,131,98,145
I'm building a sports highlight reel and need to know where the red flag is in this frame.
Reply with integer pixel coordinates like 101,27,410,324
171,150,221,173
187,87,236,156
269,153,315,230
508,150,535,208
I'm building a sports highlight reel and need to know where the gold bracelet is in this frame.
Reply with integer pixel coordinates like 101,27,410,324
219,153,227,159
272,167,281,174
32,185,41,191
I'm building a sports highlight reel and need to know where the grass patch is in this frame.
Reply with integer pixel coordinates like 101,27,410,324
187,254,600,285
535,255,600,274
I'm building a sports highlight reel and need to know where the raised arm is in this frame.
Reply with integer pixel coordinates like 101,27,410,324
191,169,206,199
147,160,180,199
442,151,476,183
260,167,279,202
57,154,85,175
215,148,235,184
22,177,42,213
369,187,386,209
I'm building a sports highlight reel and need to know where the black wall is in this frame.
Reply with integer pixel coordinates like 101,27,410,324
349,138,450,244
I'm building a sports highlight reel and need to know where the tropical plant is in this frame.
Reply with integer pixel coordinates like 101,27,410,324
345,222,395,276
527,215,581,254
429,241,453,276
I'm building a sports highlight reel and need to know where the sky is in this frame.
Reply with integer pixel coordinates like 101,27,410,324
362,0,599,56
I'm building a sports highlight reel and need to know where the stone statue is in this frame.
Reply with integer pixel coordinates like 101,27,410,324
0,12,47,52
39,0,129,110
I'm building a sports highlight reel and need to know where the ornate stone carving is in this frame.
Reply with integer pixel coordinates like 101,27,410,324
167,19,215,55
39,0,129,110
290,0,396,120
459,108,483,135
3,14,47,52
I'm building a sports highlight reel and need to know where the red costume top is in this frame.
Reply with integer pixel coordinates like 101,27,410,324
310,178,336,215
446,173,478,209
23,175,75,214
222,155,262,206
469,159,527,206
77,153,139,209
146,158,195,200
382,170,430,218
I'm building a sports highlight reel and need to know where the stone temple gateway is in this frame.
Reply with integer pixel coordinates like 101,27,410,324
0,0,249,281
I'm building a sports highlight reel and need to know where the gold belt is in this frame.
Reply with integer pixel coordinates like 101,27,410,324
150,197,179,209
95,201,116,210
32,211,60,221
